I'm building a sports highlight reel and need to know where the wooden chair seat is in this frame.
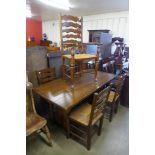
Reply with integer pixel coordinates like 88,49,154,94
26,113,47,136
108,91,119,103
69,103,103,126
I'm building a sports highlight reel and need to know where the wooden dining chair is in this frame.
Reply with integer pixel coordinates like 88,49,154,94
36,67,56,85
59,15,83,53
68,86,111,150
60,15,83,79
26,82,52,146
105,77,124,122
36,67,56,122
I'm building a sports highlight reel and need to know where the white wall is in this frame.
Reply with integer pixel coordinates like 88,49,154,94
42,11,129,46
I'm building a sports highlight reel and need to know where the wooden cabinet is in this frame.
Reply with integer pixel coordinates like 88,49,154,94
86,30,112,59
88,30,111,43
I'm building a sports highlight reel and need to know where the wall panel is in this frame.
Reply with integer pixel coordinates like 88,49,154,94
26,18,42,45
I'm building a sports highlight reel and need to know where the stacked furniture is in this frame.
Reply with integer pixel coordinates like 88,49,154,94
61,52,99,85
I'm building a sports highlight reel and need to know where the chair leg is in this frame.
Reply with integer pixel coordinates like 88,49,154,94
98,116,104,136
42,125,52,146
66,119,70,139
48,103,54,122
114,101,119,114
109,105,114,122
87,128,91,150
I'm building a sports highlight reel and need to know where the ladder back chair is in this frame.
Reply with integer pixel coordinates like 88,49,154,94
26,82,52,146
60,15,84,79
68,86,111,150
105,77,125,122
36,67,56,85
36,67,56,122
59,15,83,53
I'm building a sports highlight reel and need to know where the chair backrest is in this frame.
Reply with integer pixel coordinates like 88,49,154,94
115,76,125,93
59,15,83,54
111,76,125,102
36,68,56,85
26,82,36,116
89,86,111,125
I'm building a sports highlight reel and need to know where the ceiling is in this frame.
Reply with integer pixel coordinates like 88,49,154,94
27,0,129,21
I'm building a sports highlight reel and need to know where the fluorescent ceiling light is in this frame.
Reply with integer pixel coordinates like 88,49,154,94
38,0,72,10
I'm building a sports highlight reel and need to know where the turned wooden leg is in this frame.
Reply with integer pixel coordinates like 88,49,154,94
70,57,75,89
42,125,52,146
98,116,104,136
87,128,91,150
95,60,99,80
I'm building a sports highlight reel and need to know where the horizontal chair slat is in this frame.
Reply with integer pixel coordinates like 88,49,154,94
62,28,81,34
62,22,81,28
62,15,81,22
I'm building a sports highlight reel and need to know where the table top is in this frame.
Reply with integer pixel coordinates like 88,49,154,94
62,54,97,60
34,71,115,113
